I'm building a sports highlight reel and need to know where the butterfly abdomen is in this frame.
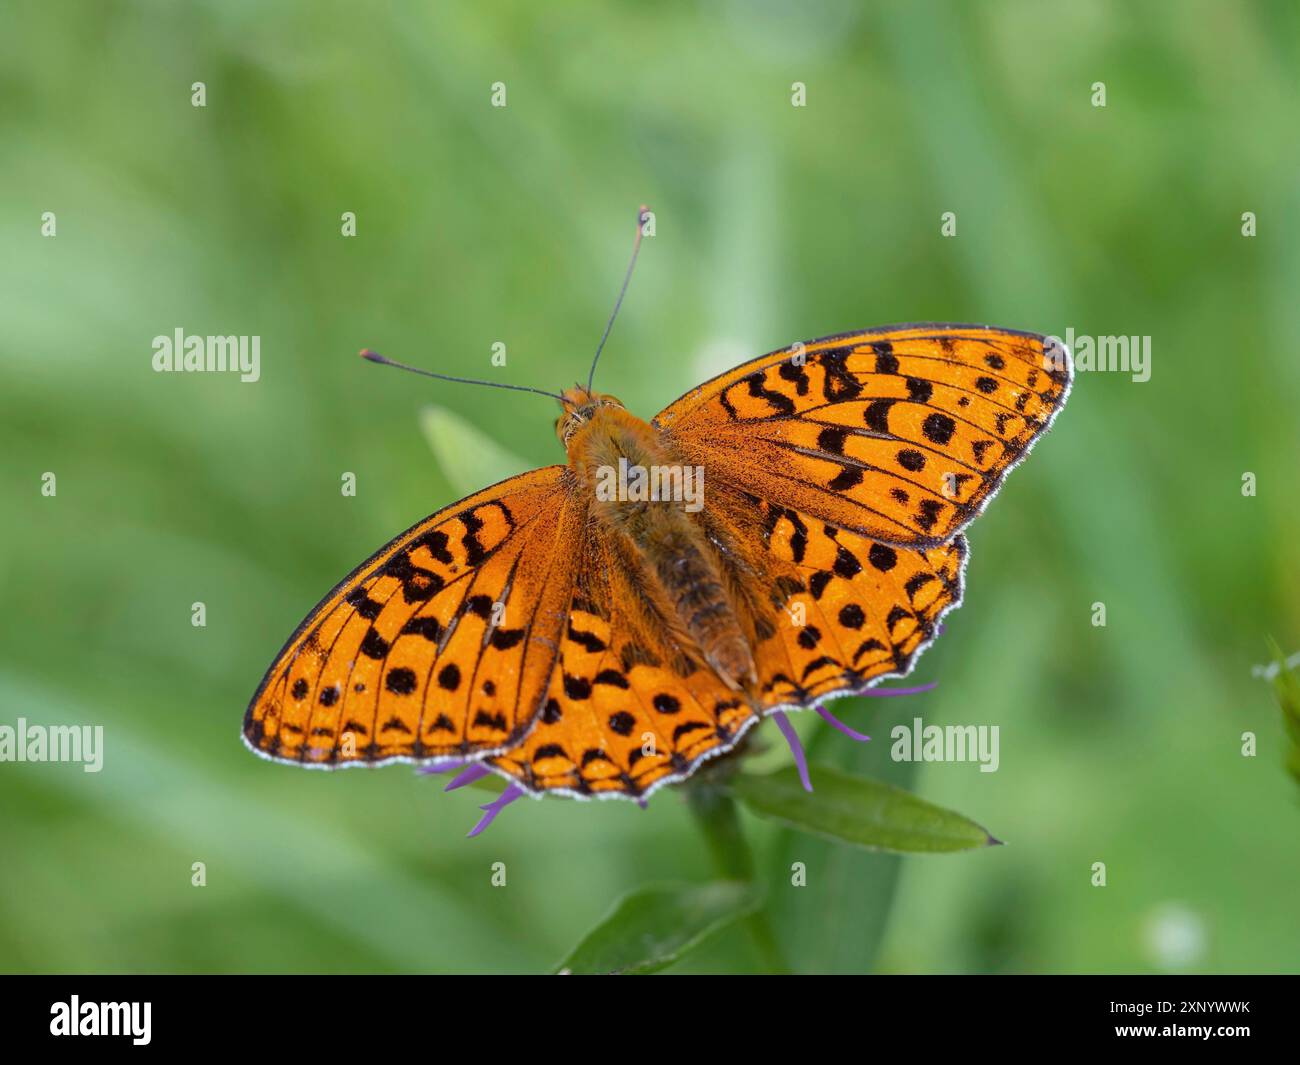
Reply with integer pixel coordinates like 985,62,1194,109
644,524,756,690
570,404,757,692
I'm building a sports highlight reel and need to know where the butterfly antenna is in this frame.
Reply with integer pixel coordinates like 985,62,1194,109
587,204,650,392
359,349,565,402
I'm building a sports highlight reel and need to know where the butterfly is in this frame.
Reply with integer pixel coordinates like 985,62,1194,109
243,213,1072,820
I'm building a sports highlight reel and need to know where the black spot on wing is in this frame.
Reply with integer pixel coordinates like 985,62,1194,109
401,616,442,642
360,629,390,659
490,628,524,650
904,573,935,599
473,710,507,732
745,371,796,416
411,528,455,564
868,543,898,572
915,499,945,532
652,693,681,715
533,743,567,762
864,399,895,434
563,673,592,700
796,625,821,650
594,669,630,689
567,624,607,653
817,426,847,454
778,360,811,394
385,667,417,695
672,721,710,744
921,412,956,446
906,377,933,403
457,508,491,567
828,466,864,491
345,587,383,620
833,545,862,579
872,341,898,374
465,594,493,618
838,603,865,629
819,348,863,401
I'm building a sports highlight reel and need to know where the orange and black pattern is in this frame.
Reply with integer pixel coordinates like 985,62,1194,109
244,467,584,765
487,489,965,798
245,323,1069,801
724,490,967,708
655,325,1070,546
486,524,759,796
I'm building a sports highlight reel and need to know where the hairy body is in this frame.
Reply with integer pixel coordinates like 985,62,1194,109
560,387,759,693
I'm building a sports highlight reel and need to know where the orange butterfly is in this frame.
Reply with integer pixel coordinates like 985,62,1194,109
243,210,1072,834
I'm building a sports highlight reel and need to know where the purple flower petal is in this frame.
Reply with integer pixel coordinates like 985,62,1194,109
467,784,526,838
772,711,813,792
815,703,870,742
445,763,492,792
863,681,938,698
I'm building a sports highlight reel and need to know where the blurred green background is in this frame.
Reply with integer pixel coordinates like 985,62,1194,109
2,0,1297,974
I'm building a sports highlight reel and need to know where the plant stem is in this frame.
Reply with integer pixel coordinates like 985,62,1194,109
686,783,791,974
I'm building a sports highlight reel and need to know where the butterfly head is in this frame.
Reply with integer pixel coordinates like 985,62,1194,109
556,385,625,447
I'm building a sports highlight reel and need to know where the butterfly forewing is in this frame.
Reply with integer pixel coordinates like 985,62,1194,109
244,466,584,766
654,324,1071,547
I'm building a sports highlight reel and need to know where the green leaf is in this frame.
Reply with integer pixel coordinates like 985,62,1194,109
1266,639,1300,786
767,696,923,972
555,881,761,975
419,404,529,497
732,762,998,854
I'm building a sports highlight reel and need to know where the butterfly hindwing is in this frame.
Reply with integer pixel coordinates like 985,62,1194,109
489,531,758,798
711,487,967,706
243,466,585,766
654,324,1071,547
